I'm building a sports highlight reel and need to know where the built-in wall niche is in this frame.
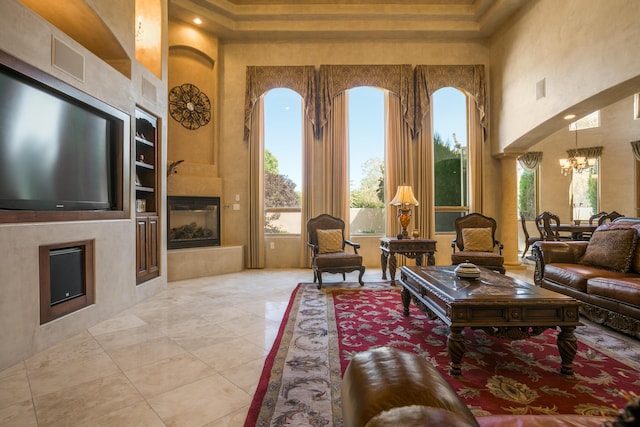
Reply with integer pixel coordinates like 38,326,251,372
39,240,95,324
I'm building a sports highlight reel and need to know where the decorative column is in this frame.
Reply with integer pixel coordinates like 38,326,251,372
499,155,521,267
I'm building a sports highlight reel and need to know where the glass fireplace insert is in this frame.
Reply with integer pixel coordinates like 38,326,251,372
167,196,220,249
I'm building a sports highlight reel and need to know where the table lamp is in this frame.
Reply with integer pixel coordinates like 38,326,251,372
390,185,419,239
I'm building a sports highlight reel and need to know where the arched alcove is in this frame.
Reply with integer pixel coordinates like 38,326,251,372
19,0,131,78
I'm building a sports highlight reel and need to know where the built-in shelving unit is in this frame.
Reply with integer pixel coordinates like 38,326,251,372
135,108,160,284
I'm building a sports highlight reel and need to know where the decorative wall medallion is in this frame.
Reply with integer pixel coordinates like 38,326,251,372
168,83,211,130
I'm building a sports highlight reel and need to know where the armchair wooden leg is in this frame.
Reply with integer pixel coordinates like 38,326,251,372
317,272,323,290
358,267,365,286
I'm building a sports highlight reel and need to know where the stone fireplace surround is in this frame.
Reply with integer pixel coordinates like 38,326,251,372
167,162,243,281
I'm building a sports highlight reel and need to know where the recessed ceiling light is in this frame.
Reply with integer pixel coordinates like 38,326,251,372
193,17,202,25
564,114,576,120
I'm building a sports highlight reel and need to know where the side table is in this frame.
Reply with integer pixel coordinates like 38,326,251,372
380,237,437,285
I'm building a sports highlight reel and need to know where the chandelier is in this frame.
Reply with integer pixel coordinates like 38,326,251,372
559,127,596,176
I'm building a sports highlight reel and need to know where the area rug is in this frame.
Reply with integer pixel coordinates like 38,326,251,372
244,282,640,426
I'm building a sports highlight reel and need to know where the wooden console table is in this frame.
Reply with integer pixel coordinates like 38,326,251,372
380,237,436,285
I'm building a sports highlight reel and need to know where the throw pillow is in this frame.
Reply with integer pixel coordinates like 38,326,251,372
580,228,638,272
461,228,494,252
317,229,343,254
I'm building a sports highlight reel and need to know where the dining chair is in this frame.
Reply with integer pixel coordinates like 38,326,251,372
520,213,542,258
598,211,624,225
535,211,563,241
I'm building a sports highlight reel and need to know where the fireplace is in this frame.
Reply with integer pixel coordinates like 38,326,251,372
167,196,220,249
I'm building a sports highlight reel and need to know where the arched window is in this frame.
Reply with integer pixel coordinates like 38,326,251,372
263,88,303,234
432,87,469,232
348,86,386,235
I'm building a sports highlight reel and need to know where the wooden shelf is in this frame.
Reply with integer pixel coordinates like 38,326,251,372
135,107,159,285
135,161,155,170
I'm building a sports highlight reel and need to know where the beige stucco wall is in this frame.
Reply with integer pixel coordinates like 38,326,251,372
0,0,168,370
490,0,640,154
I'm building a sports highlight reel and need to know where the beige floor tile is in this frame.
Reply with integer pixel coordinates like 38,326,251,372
27,351,120,397
0,400,37,427
124,352,215,398
203,405,250,427
192,336,268,372
24,331,103,371
89,401,165,427
0,370,32,410
107,336,185,371
222,356,268,395
0,362,24,380
93,323,167,352
147,374,250,426
88,313,148,337
33,372,143,426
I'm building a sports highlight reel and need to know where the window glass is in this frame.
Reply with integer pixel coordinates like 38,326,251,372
569,111,599,131
571,162,599,221
263,88,302,234
433,87,468,232
348,87,385,235
517,163,537,220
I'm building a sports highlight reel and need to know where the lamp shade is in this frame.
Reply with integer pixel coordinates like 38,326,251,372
390,185,419,206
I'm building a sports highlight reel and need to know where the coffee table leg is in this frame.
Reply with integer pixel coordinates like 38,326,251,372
448,327,465,377
401,286,411,316
557,326,577,377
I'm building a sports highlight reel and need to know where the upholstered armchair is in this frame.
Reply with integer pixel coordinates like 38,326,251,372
451,213,505,274
307,214,365,289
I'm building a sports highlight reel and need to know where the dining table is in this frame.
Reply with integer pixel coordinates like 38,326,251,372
551,223,598,240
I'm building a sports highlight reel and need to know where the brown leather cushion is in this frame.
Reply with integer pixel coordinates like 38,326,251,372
341,347,479,427
452,251,504,267
365,405,476,427
314,252,362,268
580,228,638,272
587,277,640,306
544,263,631,292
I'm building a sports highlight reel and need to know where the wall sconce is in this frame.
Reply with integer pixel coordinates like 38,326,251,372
135,16,144,42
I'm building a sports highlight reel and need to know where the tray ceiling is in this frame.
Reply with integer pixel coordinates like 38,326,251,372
169,0,528,41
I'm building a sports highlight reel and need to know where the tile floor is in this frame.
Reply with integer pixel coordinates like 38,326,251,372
0,265,537,426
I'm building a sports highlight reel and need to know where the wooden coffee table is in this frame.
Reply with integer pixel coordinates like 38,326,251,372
399,265,581,377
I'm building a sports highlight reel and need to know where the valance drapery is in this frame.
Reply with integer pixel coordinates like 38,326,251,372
631,140,640,161
319,64,415,136
244,66,318,141
414,65,487,137
518,152,543,171
567,146,603,159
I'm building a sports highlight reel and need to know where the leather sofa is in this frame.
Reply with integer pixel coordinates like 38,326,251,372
532,217,640,338
341,347,612,427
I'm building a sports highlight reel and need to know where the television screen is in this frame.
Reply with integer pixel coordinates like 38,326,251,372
0,64,119,211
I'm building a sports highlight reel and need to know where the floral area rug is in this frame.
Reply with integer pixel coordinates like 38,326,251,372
244,283,640,426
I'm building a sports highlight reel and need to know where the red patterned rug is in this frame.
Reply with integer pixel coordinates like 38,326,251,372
244,283,640,426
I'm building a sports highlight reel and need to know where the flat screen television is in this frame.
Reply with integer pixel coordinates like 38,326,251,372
0,52,126,214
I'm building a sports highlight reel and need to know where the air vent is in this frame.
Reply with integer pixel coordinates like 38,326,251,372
52,37,85,82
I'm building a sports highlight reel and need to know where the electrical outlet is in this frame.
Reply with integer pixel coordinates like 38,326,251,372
235,194,240,201
233,203,240,210
270,242,275,249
